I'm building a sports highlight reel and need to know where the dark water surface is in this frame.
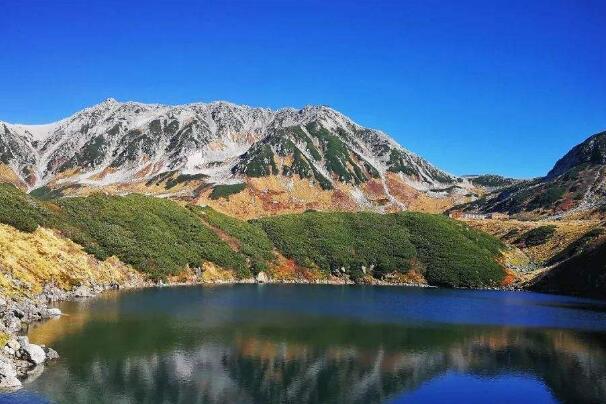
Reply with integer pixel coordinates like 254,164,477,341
3,285,606,403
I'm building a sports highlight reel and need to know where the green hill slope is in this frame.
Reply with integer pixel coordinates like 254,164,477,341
256,212,504,287
0,184,505,288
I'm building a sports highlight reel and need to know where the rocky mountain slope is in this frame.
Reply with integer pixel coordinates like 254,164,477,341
461,131,606,218
0,99,475,217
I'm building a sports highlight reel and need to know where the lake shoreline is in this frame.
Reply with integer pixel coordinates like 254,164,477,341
0,274,522,392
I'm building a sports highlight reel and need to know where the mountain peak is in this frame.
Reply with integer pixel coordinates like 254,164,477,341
547,130,606,178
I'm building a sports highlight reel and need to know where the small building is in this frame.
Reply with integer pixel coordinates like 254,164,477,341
487,212,509,220
462,212,487,220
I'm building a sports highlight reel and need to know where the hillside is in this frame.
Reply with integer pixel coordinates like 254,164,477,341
461,131,606,218
0,184,506,294
256,212,504,287
462,217,605,296
0,99,480,217
531,237,606,298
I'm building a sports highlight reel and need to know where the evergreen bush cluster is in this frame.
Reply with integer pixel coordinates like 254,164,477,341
0,184,505,287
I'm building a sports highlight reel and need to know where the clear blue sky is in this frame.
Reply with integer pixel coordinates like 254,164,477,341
1,0,604,178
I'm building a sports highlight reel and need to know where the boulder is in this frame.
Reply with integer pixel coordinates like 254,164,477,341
256,271,269,283
43,347,59,360
73,286,93,298
16,337,46,365
46,308,62,317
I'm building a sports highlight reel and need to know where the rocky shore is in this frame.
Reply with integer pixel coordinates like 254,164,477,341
0,280,148,391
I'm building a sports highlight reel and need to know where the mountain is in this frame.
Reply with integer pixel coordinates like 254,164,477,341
461,131,606,218
0,99,475,217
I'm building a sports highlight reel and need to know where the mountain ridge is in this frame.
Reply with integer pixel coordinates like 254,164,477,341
0,99,473,217
460,130,606,218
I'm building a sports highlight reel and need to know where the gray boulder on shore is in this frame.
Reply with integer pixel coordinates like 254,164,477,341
256,271,269,283
16,337,46,365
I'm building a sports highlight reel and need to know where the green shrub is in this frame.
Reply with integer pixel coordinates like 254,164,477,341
397,213,504,287
29,185,65,200
193,207,274,274
209,183,246,200
0,184,49,232
165,173,208,189
470,175,517,188
0,185,505,287
515,225,557,247
52,194,252,279
256,211,504,287
527,186,566,210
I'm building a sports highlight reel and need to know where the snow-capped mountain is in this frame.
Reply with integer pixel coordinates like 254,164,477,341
0,99,470,216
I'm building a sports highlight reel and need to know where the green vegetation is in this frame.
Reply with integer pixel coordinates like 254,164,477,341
256,212,416,281
0,185,250,279
527,185,566,210
165,173,208,189
397,213,504,287
470,175,517,188
290,126,322,161
60,135,107,172
0,184,505,287
193,207,274,273
235,143,278,177
533,239,606,298
515,225,557,247
282,149,313,179
144,171,208,189
306,122,367,184
256,211,504,287
29,185,65,200
0,184,50,232
209,183,246,200
53,195,250,279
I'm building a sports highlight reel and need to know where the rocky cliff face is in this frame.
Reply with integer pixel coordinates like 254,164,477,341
0,99,474,216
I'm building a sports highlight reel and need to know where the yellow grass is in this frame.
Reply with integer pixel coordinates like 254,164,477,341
465,218,601,263
0,224,143,298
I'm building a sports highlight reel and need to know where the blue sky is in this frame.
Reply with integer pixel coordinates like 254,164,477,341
1,0,604,178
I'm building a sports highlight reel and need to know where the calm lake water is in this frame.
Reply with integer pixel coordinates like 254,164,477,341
2,285,606,403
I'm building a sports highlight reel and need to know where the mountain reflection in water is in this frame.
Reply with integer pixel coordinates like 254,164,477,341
9,285,606,403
